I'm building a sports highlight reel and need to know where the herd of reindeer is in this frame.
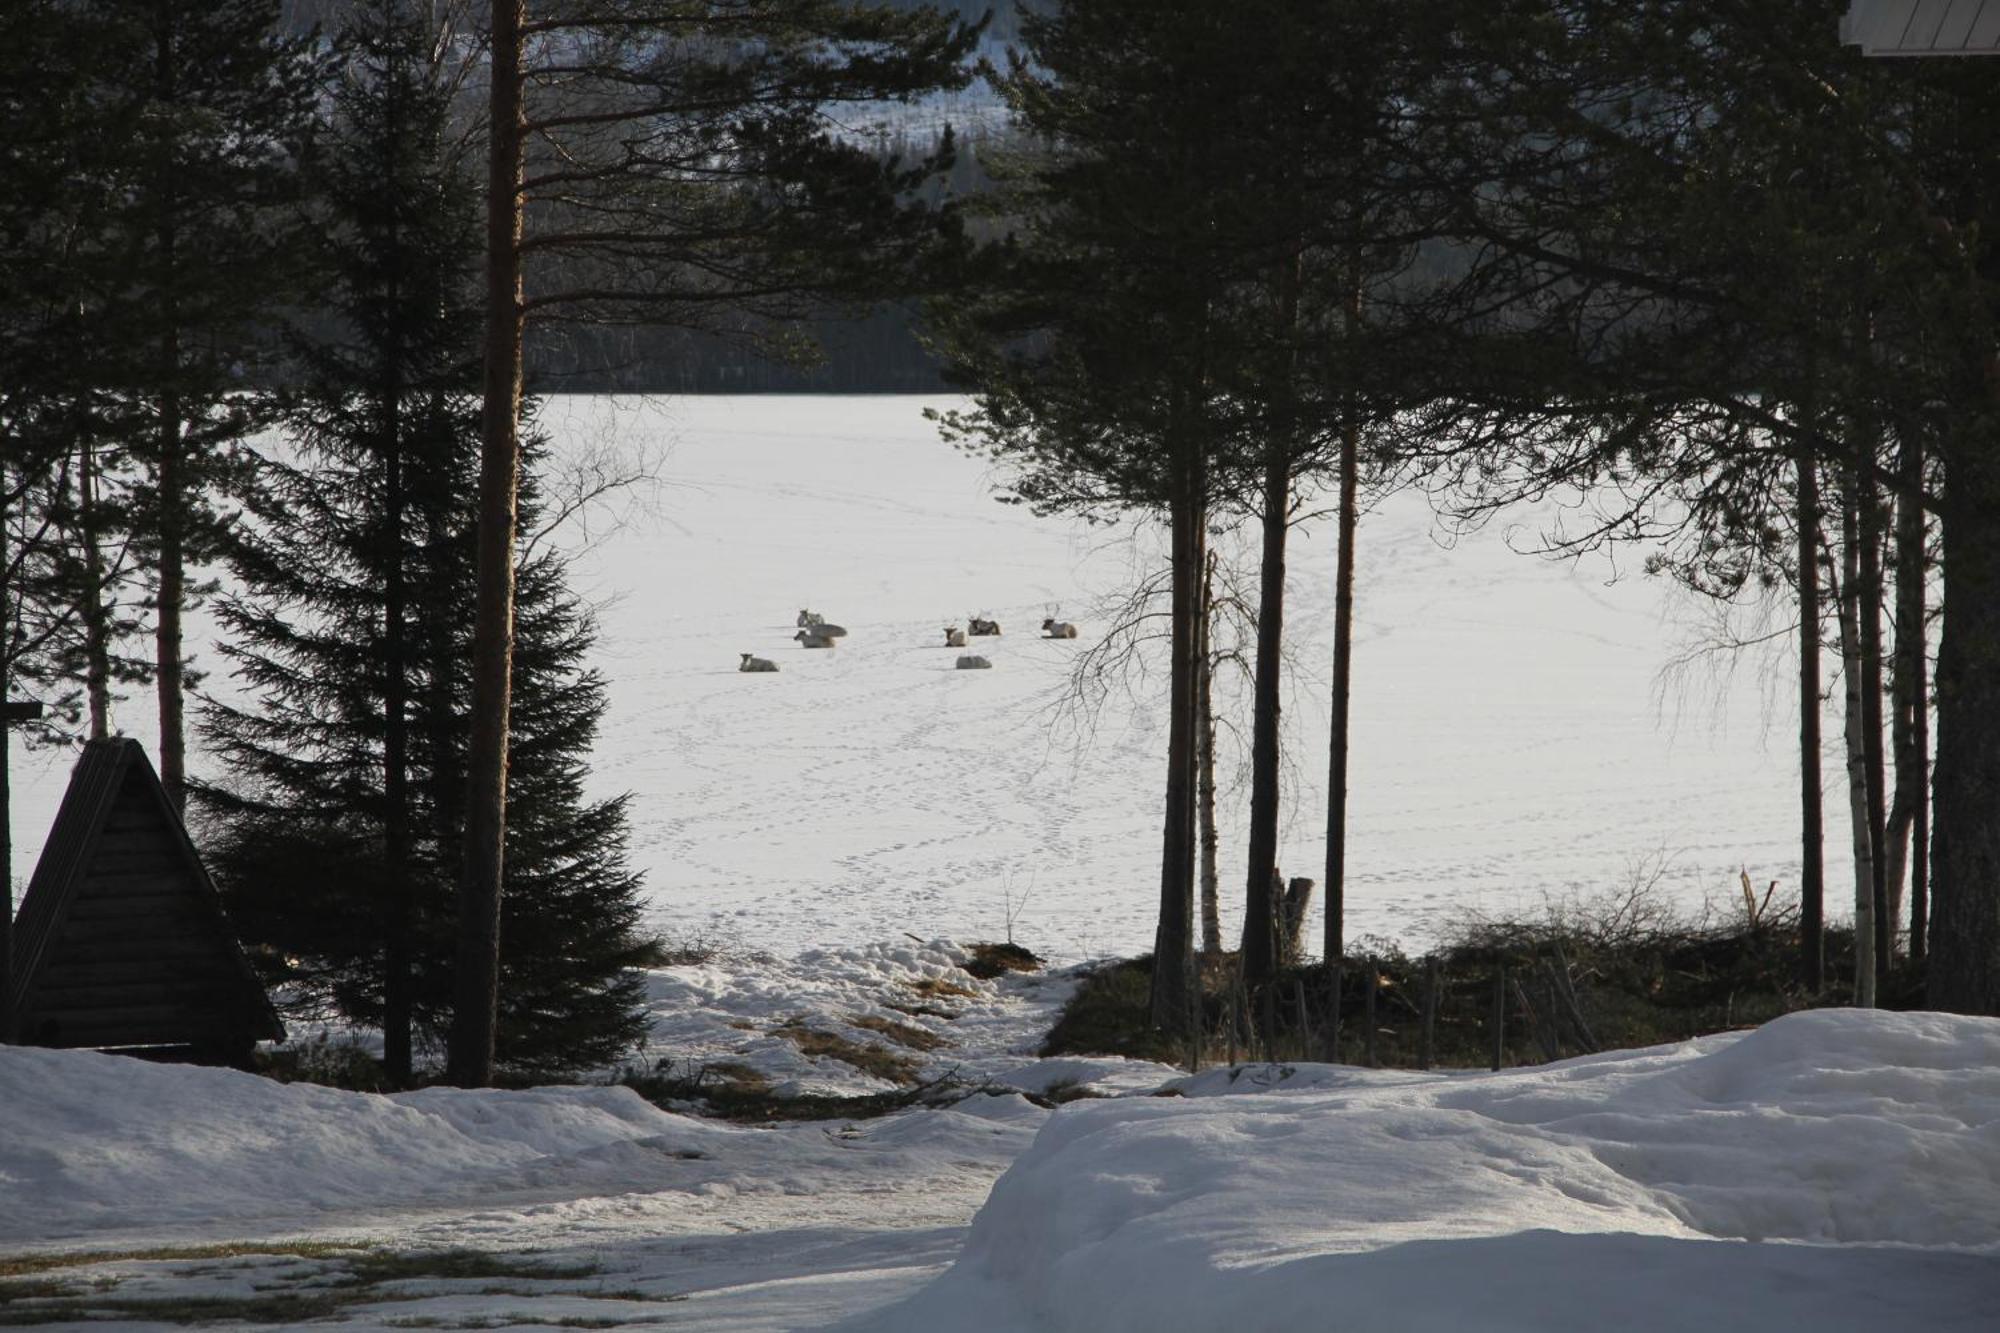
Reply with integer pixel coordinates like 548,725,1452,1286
736,610,1080,674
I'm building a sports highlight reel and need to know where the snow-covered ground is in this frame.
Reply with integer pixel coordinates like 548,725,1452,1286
3,1007,1994,1329
0,406,1980,1326
10,394,1845,965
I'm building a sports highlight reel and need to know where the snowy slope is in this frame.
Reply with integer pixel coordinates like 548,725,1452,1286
11,394,1847,963
875,1009,2000,1333
1,1010,1992,1330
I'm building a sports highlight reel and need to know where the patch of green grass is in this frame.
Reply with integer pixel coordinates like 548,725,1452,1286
962,942,1041,981
0,1279,78,1304
0,1289,356,1327
384,1313,674,1331
848,1014,948,1052
1037,1078,1109,1107
0,1239,368,1280
907,976,977,1001
624,1067,966,1123
0,1246,612,1328
773,1023,922,1085
348,1251,600,1285
1041,904,1931,1073
697,1060,772,1094
883,999,958,1020
1039,956,1186,1064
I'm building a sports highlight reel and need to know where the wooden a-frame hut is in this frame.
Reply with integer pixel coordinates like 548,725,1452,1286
8,738,283,1065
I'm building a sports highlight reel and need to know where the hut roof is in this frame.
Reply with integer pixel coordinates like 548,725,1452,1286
1842,0,2000,54
10,739,284,1053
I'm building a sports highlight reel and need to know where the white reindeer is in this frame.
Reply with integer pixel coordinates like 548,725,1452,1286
794,629,836,649
955,654,993,670
1041,617,1079,639
968,615,1002,636
738,653,779,673
943,625,968,647
796,610,847,637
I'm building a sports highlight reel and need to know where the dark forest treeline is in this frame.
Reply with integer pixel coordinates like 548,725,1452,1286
276,0,1008,394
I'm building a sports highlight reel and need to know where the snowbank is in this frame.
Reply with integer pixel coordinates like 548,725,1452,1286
0,1043,1039,1247
0,1045,703,1242
874,1010,2000,1333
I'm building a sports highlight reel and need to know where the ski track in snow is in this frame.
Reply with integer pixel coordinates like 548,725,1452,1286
11,393,1842,964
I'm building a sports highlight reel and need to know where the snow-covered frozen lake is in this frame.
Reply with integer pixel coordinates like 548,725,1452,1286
9,394,1842,962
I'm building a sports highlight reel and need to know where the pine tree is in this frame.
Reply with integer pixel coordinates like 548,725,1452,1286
195,0,660,1083
84,0,321,811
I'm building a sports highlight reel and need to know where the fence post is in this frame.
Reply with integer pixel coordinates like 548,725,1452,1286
1420,956,1439,1070
1363,957,1379,1067
1327,960,1343,1064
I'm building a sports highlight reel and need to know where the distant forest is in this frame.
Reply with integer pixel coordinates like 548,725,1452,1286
523,123,1002,394
276,0,1023,393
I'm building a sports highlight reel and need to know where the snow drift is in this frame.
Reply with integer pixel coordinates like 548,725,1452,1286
0,1043,1039,1247
874,1009,2000,1333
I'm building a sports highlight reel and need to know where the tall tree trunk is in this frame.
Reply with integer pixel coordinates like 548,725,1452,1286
76,435,111,740
1,496,14,1045
1197,550,1221,956
1246,254,1298,998
1242,443,1288,996
1149,454,1205,1042
1858,460,1891,977
1837,470,1877,1007
1797,447,1825,991
380,369,413,1090
1911,603,1931,965
155,379,185,814
1321,274,1362,1049
1930,399,2000,1014
449,0,526,1088
152,17,186,815
1884,433,1927,963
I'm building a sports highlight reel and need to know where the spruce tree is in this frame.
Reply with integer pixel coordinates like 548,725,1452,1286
451,0,981,1085
195,0,660,1083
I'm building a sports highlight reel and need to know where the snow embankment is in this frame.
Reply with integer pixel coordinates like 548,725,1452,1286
875,1009,2000,1333
0,1044,1041,1248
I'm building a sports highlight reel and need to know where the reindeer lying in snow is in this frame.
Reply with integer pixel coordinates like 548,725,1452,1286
968,615,1002,636
943,625,968,647
1041,617,1079,639
956,654,993,670
739,653,779,672
796,610,847,637
794,629,837,649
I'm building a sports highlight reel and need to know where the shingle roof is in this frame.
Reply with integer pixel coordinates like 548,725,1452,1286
1842,0,2000,55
